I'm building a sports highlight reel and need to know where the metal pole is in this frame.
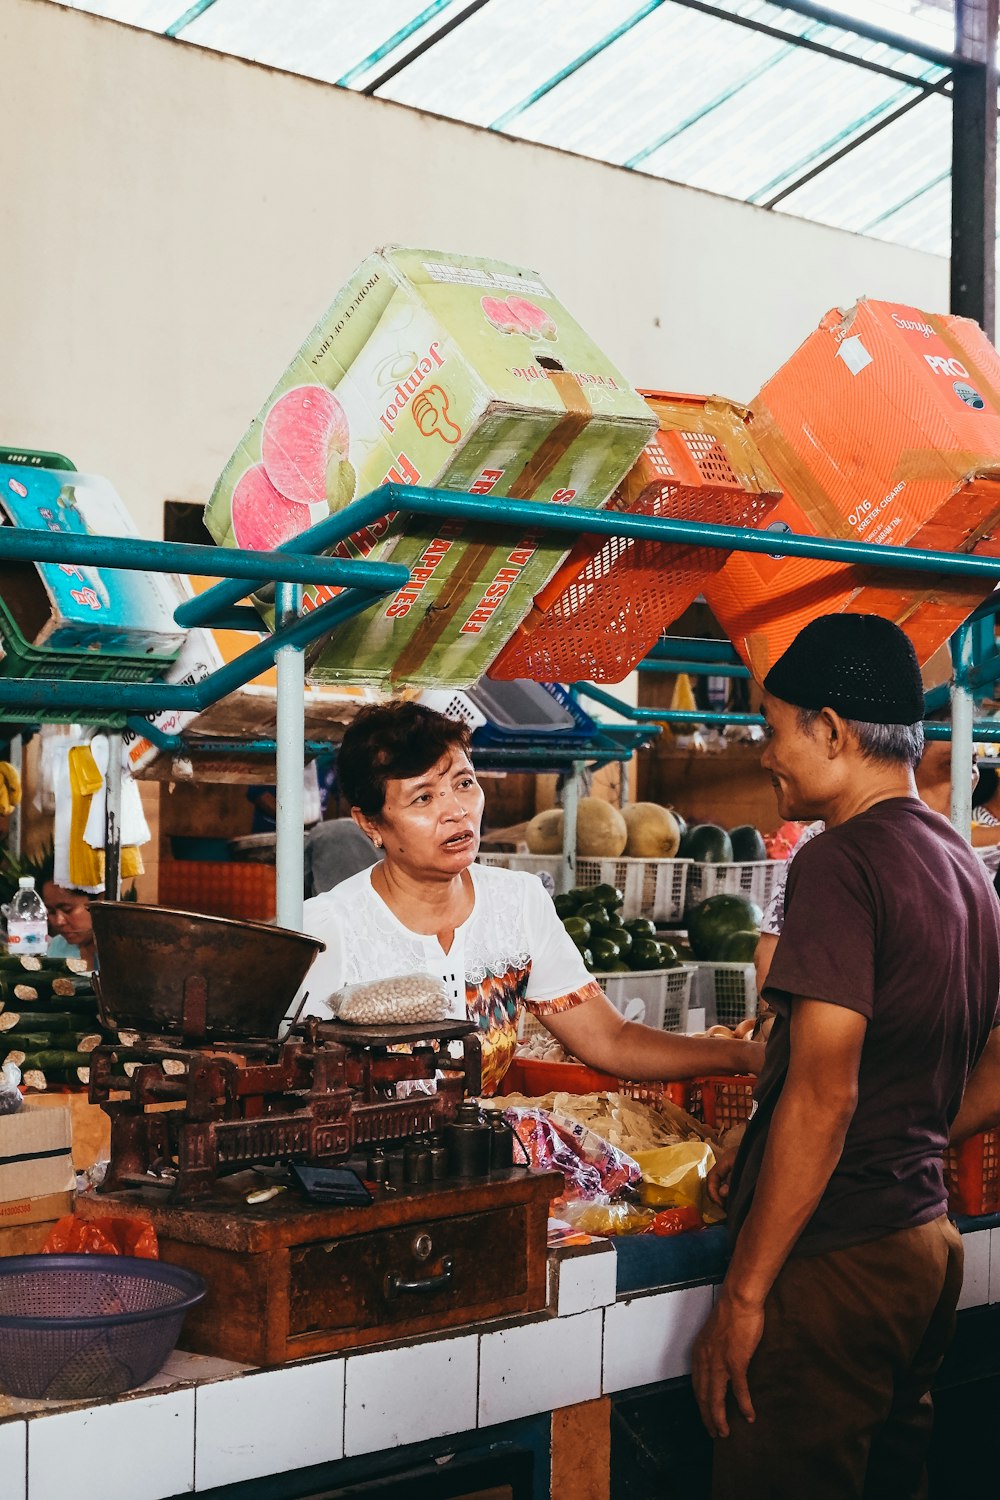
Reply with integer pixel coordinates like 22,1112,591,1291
274,582,305,930
952,0,998,338
951,623,976,838
561,764,581,896
104,732,123,900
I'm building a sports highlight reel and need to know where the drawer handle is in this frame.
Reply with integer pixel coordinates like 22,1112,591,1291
383,1256,454,1300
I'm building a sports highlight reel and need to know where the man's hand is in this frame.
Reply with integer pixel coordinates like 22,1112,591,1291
707,1126,745,1208
692,1288,765,1439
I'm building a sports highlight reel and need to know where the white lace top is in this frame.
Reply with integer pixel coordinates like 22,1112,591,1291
296,861,597,1093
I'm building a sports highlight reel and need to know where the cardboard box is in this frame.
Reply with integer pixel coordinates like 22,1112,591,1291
705,300,1000,678
0,1101,75,1227
0,466,187,659
205,246,657,687
489,390,782,682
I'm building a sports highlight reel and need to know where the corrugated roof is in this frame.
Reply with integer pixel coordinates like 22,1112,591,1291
61,1,965,257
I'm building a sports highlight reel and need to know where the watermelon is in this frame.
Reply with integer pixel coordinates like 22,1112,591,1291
680,824,733,863
729,826,768,862
687,894,763,961
719,929,760,963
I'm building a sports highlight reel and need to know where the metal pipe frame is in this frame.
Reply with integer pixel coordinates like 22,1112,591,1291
180,487,1000,644
0,524,408,594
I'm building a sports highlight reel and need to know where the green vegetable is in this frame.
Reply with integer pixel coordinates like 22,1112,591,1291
687,894,763,961
563,916,592,947
729,825,768,862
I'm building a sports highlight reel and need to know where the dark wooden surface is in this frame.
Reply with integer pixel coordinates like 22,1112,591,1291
80,1169,560,1365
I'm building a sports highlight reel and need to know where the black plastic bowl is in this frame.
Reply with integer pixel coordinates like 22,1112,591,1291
0,1255,207,1400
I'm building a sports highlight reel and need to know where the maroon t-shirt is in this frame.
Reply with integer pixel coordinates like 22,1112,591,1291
727,797,1000,1255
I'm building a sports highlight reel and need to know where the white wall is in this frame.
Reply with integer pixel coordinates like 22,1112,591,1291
2,0,950,538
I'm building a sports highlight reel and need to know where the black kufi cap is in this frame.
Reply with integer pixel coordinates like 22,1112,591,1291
763,614,924,725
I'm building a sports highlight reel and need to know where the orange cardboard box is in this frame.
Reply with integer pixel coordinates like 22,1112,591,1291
489,391,781,683
705,300,1000,678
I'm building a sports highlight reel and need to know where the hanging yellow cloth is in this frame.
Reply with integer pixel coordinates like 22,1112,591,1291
67,745,105,889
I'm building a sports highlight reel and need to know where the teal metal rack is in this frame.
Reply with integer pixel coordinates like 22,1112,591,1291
0,479,997,923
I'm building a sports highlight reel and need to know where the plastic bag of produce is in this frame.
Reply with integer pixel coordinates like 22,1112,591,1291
43,1214,158,1259
331,973,452,1025
503,1106,640,1200
634,1141,717,1219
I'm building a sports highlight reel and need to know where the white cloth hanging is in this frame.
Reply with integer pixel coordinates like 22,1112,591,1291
83,735,151,851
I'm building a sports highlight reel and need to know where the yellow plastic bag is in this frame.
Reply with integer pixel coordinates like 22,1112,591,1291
634,1141,717,1218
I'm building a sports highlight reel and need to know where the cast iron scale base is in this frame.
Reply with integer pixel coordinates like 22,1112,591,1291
88,1017,483,1202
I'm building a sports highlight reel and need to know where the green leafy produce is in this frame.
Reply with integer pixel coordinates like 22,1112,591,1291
680,824,734,863
687,894,763,961
729,825,768,862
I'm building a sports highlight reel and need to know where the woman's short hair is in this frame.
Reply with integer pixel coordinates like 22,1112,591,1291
338,702,471,816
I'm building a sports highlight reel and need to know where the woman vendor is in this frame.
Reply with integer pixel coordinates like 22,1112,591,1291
298,701,762,1093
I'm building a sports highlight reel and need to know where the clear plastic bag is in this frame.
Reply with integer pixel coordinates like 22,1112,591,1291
331,972,452,1026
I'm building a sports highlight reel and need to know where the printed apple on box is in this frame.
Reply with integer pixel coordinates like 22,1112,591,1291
204,246,656,688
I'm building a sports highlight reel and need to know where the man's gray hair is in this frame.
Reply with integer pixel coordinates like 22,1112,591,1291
795,707,924,768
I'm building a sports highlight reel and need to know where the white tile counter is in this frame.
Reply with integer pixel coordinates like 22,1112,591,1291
2,1228,995,1500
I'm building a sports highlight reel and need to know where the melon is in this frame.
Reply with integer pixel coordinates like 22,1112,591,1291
525,808,564,854
680,824,734,863
623,802,681,858
729,825,768,862
576,798,628,858
687,895,763,962
261,385,351,506
231,464,312,551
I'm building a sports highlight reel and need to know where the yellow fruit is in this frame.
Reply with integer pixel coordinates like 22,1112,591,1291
576,797,628,858
525,808,564,854
623,803,681,858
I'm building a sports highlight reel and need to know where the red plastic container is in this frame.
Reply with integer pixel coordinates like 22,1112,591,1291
945,1129,1000,1216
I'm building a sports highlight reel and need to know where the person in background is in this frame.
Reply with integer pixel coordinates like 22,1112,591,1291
692,613,1000,1500
42,880,96,969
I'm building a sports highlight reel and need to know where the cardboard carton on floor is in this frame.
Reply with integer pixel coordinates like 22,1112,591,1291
705,300,1000,678
204,246,656,687
0,1100,75,1228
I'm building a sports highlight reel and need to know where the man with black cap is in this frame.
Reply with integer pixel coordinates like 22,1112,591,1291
692,613,1000,1500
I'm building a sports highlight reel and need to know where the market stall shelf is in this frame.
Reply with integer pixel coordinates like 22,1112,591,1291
77,1168,560,1366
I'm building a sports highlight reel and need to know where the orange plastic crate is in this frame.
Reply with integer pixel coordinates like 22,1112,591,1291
488,391,780,683
501,1058,619,1096
622,1075,757,1131
945,1129,1000,1217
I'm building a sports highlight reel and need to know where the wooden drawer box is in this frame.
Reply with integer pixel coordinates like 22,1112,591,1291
79,1169,559,1366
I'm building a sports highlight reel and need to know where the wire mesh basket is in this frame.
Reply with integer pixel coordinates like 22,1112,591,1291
0,1255,207,1399
600,965,693,1032
688,961,758,1029
488,390,781,683
477,852,563,884
685,861,781,914
575,855,691,923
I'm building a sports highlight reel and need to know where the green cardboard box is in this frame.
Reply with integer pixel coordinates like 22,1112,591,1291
205,246,655,686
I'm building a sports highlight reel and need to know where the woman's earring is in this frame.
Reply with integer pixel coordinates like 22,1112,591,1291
372,836,382,849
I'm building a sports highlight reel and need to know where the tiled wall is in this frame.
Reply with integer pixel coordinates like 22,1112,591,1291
4,1229,997,1500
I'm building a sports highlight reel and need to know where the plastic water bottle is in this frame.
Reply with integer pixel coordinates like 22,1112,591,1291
4,877,49,957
